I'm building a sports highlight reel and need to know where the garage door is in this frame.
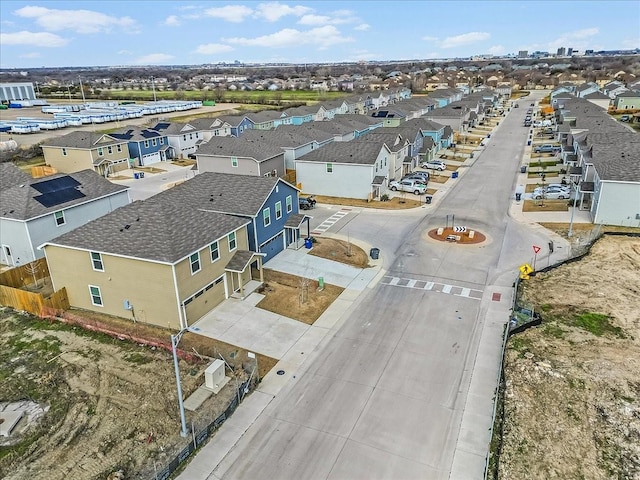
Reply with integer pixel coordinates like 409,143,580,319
260,232,284,263
183,276,226,326
141,152,161,166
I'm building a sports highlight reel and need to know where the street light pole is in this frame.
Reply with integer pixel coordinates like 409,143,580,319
151,76,157,102
171,330,189,437
568,181,576,238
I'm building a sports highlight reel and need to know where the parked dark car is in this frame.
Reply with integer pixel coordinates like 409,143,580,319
188,153,197,159
299,196,316,210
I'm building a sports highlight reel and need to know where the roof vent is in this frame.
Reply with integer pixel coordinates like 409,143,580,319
124,224,131,230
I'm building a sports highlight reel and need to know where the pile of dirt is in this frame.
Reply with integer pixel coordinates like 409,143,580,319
497,236,640,479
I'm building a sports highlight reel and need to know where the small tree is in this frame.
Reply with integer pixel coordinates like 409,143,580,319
24,262,41,289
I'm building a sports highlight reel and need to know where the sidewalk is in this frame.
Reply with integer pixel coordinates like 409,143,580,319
177,236,385,480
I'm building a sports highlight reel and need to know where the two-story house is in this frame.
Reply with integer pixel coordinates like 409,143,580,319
108,126,173,166
40,131,130,177
151,122,207,159
41,197,260,329
1,163,130,266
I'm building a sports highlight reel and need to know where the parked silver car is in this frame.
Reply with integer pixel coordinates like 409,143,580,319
389,179,427,195
420,160,446,171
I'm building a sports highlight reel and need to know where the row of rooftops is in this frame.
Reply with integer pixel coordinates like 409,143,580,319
556,96,640,183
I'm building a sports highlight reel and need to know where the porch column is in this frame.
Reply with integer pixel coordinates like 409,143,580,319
238,272,244,299
258,257,264,283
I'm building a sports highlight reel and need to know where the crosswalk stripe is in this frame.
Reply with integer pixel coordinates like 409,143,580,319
382,276,482,300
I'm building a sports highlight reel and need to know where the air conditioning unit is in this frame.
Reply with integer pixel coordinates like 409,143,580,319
204,359,229,394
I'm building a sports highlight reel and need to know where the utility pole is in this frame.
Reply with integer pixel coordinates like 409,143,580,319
151,76,157,102
78,76,87,103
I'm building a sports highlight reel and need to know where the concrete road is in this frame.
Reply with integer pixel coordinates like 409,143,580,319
205,92,553,480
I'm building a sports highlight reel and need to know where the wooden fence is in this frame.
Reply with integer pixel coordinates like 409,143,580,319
31,165,58,178
0,259,69,316
0,285,69,316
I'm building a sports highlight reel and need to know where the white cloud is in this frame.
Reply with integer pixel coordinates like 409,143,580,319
0,30,68,47
543,27,600,52
487,45,506,55
19,52,41,58
255,2,312,22
224,25,353,49
118,49,133,55
14,6,137,34
298,14,331,26
194,43,234,55
440,32,490,48
163,15,181,27
134,53,175,65
354,23,370,31
204,5,254,22
422,35,438,42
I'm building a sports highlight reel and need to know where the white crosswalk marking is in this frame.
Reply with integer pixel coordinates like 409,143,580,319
382,276,483,300
312,210,350,234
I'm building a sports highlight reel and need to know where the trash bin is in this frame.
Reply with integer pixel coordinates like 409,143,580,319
134,173,140,179
369,248,380,260
515,192,522,201
425,195,432,204
487,134,491,138
139,172,145,178
304,238,313,249
469,152,474,158
527,140,531,146
520,165,527,173
452,171,459,179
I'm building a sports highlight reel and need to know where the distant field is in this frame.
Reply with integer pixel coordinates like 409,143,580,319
45,89,349,104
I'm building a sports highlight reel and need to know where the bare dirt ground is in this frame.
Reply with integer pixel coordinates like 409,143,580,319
308,237,370,268
0,310,270,480
311,194,423,209
496,235,640,479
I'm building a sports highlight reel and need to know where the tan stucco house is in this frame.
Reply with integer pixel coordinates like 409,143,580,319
41,194,264,330
41,131,131,177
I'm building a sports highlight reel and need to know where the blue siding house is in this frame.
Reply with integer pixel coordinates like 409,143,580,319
215,115,255,137
162,172,305,263
108,126,172,166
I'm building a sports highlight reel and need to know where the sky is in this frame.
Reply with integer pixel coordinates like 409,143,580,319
1,1,639,69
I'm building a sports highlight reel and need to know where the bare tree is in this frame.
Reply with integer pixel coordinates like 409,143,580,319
24,262,41,289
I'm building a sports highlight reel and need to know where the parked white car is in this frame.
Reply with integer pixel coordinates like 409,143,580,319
421,160,446,171
533,189,571,200
389,179,427,195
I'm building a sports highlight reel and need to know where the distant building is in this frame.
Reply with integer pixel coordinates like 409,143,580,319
557,47,566,56
567,48,574,56
518,50,528,58
0,82,36,103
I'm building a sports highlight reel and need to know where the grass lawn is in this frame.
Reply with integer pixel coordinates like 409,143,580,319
522,199,569,212
312,194,423,209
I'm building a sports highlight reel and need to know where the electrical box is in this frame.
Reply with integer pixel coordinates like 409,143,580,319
204,359,229,394
123,300,132,310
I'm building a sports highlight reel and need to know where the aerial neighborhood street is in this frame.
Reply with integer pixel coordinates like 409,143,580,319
1,1,640,479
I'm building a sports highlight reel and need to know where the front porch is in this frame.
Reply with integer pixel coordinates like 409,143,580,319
225,250,266,300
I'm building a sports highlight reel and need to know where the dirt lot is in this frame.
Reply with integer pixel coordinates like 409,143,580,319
495,235,640,479
311,194,423,209
308,237,370,268
0,309,274,480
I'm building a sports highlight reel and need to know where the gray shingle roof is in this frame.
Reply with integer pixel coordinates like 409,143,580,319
40,131,126,148
0,163,31,191
152,122,203,136
1,168,129,221
108,126,164,142
196,135,283,160
246,110,286,124
226,250,259,272
47,198,249,263
160,172,285,217
296,140,382,165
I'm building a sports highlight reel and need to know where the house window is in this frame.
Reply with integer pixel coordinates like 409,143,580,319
97,147,103,156
210,241,219,262
160,138,164,145
107,146,113,154
89,285,103,306
90,252,104,271
231,156,238,167
62,148,67,156
144,140,150,148
152,139,157,147
54,210,65,226
286,195,292,213
190,252,201,274
326,163,333,173
117,144,122,153
263,207,271,227
275,201,282,220
228,232,237,251
189,133,193,140
183,135,187,141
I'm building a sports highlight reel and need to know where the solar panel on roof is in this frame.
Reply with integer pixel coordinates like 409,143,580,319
141,130,159,138
34,188,86,208
31,176,81,194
